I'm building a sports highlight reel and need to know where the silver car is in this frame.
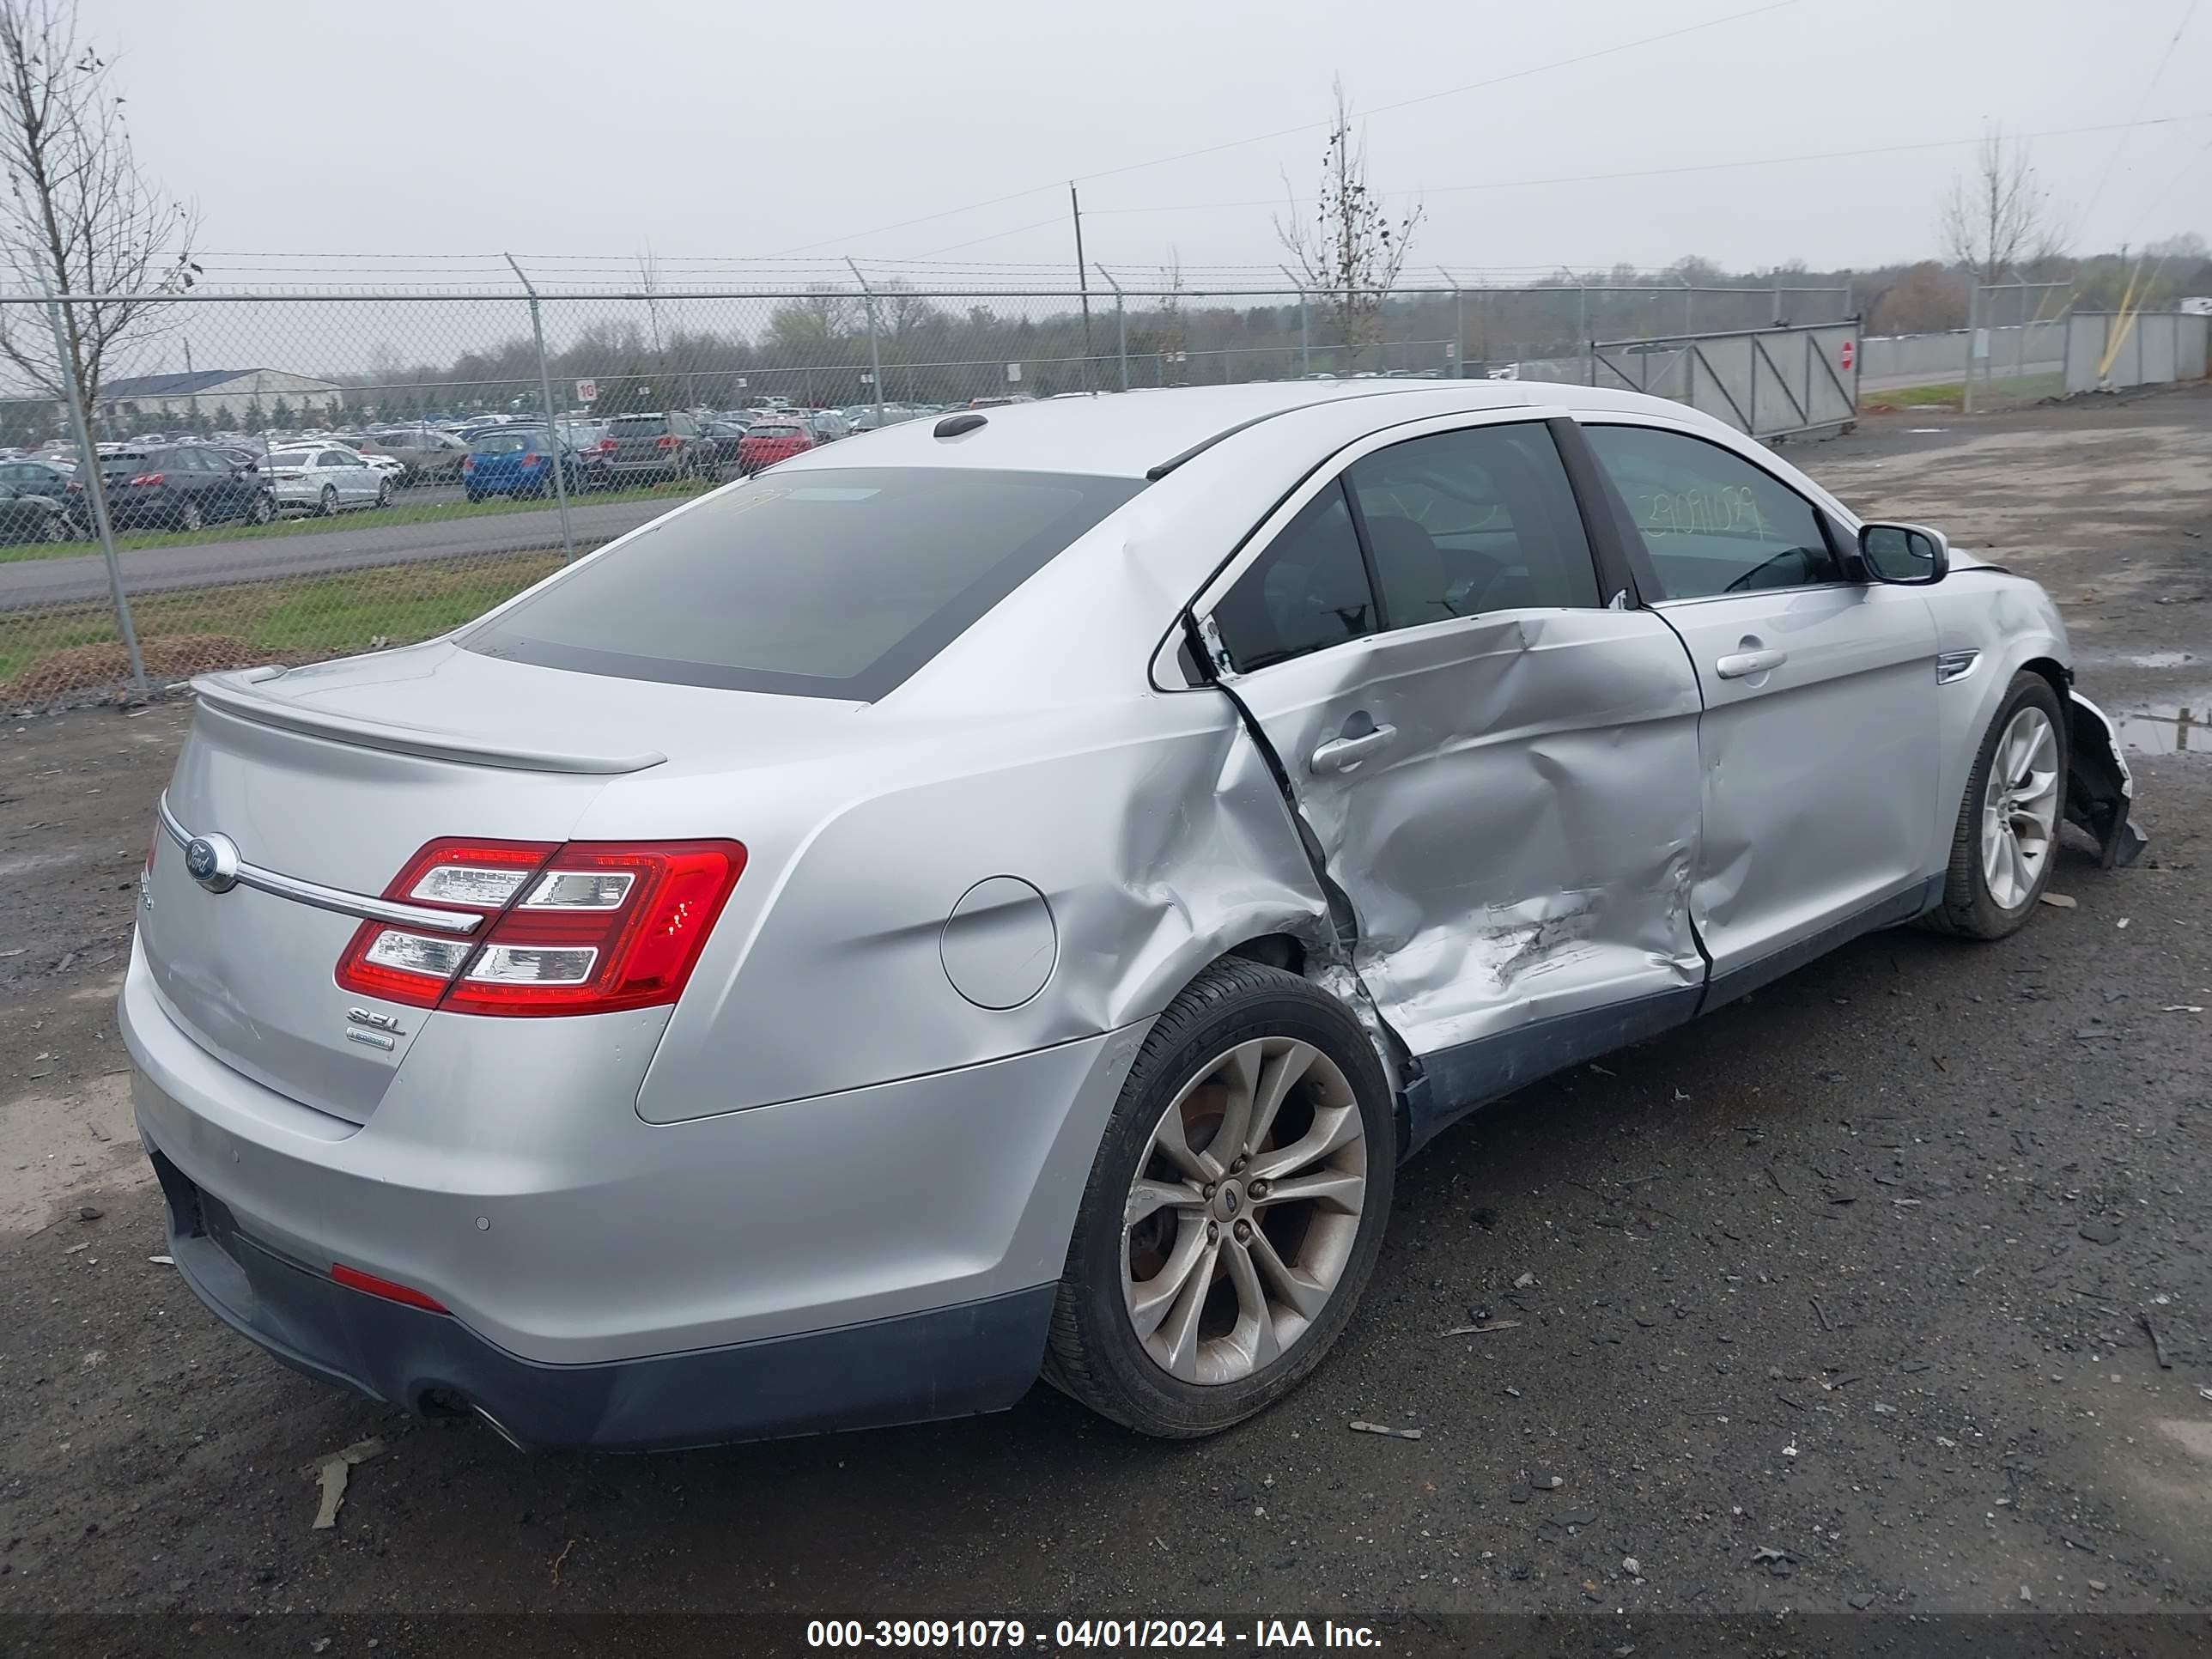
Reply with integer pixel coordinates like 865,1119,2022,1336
125,380,2142,1449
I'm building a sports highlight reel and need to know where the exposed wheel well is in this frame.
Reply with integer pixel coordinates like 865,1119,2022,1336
1221,933,1306,975
2021,655,2070,706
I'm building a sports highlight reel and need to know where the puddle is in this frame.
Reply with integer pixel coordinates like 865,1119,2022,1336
2115,702,2212,756
1906,427,1949,434
2130,651,2198,670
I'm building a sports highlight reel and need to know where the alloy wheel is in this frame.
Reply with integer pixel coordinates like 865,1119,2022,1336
1980,705,2060,909
1121,1037,1368,1385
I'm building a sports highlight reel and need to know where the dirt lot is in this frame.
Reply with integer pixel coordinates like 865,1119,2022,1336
2,386,2210,1652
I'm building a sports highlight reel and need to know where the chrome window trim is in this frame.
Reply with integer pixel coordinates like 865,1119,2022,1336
157,795,483,937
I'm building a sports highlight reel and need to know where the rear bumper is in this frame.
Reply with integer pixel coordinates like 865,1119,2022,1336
119,943,1146,1437
146,1139,1052,1450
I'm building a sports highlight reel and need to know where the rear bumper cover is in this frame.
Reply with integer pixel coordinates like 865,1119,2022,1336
147,1136,1054,1450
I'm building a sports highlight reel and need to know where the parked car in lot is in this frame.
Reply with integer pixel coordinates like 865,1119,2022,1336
598,411,719,484
0,480,70,543
264,447,392,516
125,380,2144,1453
701,419,750,465
805,409,853,444
734,416,813,474
368,428,471,484
0,458,75,501
461,428,584,501
71,444,274,532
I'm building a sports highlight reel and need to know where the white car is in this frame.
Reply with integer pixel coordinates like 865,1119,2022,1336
264,447,392,516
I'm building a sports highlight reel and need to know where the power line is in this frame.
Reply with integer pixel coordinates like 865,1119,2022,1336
2084,1,2202,230
1075,111,2212,219
760,0,1806,258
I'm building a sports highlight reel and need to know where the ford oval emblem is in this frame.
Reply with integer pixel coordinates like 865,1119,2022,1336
182,832,241,894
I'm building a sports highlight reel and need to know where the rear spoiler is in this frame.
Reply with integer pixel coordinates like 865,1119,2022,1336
191,668,666,776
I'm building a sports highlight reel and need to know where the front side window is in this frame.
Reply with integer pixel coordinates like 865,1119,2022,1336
1583,424,1844,599
1343,422,1599,625
1210,481,1376,672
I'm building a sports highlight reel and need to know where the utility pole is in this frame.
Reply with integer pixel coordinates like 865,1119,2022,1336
1071,182,1095,390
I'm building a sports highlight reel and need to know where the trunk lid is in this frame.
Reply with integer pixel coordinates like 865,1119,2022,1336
140,642,858,1125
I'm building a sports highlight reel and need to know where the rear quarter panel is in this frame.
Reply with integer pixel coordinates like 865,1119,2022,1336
614,696,1324,1123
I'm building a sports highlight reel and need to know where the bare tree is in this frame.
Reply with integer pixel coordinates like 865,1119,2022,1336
0,0,196,415
1940,129,2063,287
1277,79,1423,366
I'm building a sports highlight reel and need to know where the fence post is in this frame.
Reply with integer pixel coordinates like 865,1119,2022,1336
1095,264,1128,391
1438,267,1463,378
43,293,144,694
502,255,576,563
1279,267,1310,374
846,259,888,425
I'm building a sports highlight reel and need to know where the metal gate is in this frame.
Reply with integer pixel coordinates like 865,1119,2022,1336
1591,320,1861,441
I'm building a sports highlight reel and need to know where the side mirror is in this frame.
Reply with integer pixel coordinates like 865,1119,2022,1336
1858,521,1948,586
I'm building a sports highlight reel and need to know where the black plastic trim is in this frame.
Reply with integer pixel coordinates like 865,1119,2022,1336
1401,986,1701,1152
1698,875,1942,1016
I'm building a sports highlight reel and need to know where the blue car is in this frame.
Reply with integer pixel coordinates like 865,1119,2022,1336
460,429,582,501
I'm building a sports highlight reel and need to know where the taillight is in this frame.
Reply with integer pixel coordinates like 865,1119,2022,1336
596,437,617,452
129,471,163,486
654,434,680,450
460,455,476,473
520,453,544,467
65,479,81,492
333,837,744,1017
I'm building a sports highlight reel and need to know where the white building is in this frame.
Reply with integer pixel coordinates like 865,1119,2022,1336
96,368,343,424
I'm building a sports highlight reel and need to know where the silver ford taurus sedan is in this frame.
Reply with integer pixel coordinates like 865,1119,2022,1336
124,380,2142,1449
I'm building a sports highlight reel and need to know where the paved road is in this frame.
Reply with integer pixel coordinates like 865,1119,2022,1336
0,489,671,611
0,390,2209,1645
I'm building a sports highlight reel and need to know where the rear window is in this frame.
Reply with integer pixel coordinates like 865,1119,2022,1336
747,424,803,438
471,432,538,453
462,467,1142,700
269,449,314,465
606,417,668,436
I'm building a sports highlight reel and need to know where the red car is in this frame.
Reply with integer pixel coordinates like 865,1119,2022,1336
735,418,815,475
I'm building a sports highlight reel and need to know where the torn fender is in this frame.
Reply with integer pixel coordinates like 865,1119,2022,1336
2064,692,2148,870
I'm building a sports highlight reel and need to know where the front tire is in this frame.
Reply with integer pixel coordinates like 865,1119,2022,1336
374,478,392,508
1044,959,1395,1437
316,485,337,518
1927,671,2067,939
246,491,275,526
177,497,204,532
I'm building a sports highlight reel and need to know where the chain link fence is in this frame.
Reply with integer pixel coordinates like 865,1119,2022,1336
0,277,1853,708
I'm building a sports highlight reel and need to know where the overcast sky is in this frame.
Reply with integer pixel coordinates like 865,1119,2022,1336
99,0,2211,283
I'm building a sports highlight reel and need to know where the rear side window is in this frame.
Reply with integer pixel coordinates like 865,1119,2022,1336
1343,422,1599,623
463,467,1143,700
1209,481,1376,672
1583,424,1843,599
606,417,666,437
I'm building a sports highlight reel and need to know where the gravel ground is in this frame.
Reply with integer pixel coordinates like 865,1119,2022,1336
1,386,2209,1651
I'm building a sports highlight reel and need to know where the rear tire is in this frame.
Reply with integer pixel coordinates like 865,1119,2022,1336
465,487,486,504
178,497,204,532
374,478,392,508
1043,959,1396,1438
1926,671,2067,940
316,485,337,518
246,491,275,526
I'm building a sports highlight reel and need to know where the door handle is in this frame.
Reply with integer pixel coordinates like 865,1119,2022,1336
1715,648,1788,680
1310,724,1397,775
